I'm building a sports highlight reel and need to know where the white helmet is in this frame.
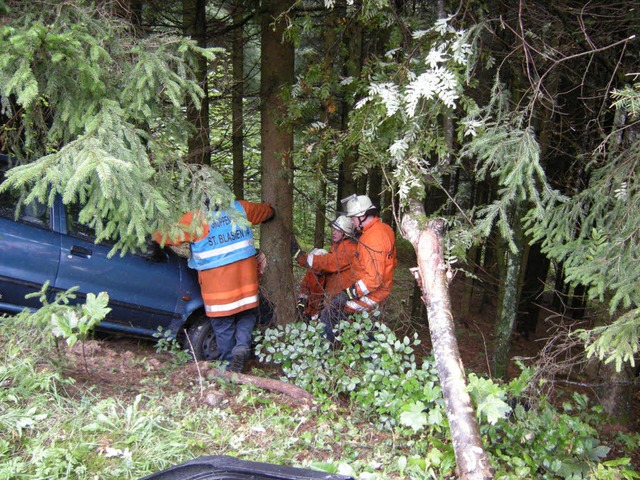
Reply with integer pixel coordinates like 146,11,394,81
343,194,374,217
331,215,354,235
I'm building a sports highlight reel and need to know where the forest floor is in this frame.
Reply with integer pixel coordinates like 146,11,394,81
59,251,640,470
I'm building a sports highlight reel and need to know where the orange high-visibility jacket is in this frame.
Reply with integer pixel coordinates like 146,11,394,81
346,217,397,313
299,238,358,317
154,200,274,317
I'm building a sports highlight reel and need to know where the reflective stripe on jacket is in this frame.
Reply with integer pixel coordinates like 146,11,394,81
189,201,255,271
346,217,397,313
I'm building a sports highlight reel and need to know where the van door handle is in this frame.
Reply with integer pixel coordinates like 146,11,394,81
69,245,92,258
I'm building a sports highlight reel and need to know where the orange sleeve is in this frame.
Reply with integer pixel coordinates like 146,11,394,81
153,211,210,245
238,200,274,225
308,240,356,274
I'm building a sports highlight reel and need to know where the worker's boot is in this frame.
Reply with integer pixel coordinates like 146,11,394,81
227,352,249,373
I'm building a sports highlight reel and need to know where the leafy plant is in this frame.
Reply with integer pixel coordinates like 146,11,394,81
50,292,110,348
478,384,638,479
256,313,446,431
257,317,639,478
153,327,192,365
8,283,108,356
2,302,638,479
466,373,512,425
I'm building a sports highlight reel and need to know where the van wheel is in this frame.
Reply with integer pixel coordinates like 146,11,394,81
185,316,217,361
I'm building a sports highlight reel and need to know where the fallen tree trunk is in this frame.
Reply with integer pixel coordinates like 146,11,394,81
401,199,493,480
210,369,316,407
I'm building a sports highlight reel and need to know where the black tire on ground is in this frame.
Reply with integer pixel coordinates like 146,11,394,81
185,316,217,361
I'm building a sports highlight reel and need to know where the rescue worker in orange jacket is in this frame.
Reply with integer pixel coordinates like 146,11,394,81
154,199,274,372
341,194,397,314
294,215,358,320
293,198,396,343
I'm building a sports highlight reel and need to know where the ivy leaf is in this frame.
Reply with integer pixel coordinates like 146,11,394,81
82,292,111,325
467,374,512,424
476,394,512,425
400,401,428,432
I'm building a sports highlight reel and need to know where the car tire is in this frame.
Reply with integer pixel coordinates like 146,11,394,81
185,316,217,361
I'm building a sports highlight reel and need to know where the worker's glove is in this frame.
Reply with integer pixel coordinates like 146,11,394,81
333,290,350,308
290,235,303,260
296,294,307,310
344,284,358,300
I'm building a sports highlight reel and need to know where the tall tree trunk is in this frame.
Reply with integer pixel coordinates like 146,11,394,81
381,182,395,229
231,1,245,198
570,283,587,320
552,261,568,313
492,202,526,379
312,6,339,248
260,0,296,325
401,199,493,480
336,2,362,206
597,360,636,427
587,305,637,426
183,0,210,164
516,242,549,339
313,152,328,248
369,165,383,204
459,245,479,326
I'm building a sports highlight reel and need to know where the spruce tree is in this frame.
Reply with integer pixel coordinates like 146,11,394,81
0,1,233,254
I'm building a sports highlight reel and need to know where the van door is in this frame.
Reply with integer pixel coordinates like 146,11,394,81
0,206,60,312
0,156,61,312
54,201,182,336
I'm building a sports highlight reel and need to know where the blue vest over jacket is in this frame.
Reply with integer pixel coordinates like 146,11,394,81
188,201,256,271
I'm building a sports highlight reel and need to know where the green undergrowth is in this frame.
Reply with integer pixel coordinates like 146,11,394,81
256,312,639,479
1,305,638,479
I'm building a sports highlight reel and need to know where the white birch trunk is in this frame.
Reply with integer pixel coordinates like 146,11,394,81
401,199,493,480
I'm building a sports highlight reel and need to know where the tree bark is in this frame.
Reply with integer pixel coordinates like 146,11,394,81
591,306,637,427
313,152,329,248
210,371,316,407
597,361,636,427
369,165,383,206
401,199,493,480
336,3,362,206
517,241,549,338
231,1,245,198
459,244,479,326
381,182,395,230
183,0,210,165
259,0,297,325
492,201,525,379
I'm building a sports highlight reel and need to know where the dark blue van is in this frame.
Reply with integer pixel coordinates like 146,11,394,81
0,154,217,360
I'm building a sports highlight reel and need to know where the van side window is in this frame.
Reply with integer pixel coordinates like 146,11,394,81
64,202,161,260
0,185,19,220
65,202,97,242
0,162,50,228
18,200,49,227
